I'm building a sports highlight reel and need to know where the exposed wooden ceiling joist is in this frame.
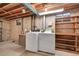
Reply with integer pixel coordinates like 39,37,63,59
0,3,9,8
0,3,21,16
0,8,12,15
47,3,79,11
4,11,30,18
6,12,32,20
0,7,25,16
1,3,43,19
64,4,79,10
33,3,45,9
0,3,79,20
2,3,21,10
22,3,39,15
34,3,79,13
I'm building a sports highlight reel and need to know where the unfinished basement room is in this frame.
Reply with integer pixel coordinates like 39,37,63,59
0,3,79,56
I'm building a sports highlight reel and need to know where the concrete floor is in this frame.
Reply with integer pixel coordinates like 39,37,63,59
0,41,79,56
0,41,53,56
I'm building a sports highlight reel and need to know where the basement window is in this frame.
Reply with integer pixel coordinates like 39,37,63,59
16,19,22,25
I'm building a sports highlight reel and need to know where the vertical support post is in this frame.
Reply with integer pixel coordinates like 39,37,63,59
43,15,46,30
21,18,24,34
0,21,2,42
31,15,32,31
74,17,77,52
31,15,36,31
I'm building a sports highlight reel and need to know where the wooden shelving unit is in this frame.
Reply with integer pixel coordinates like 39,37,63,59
55,16,79,52
0,21,2,42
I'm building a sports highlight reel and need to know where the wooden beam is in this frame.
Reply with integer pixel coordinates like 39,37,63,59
2,3,43,18
0,8,12,15
0,3,43,18
22,3,39,15
0,3,21,16
0,7,25,16
47,4,78,11
6,12,32,20
64,4,79,10
2,3,21,10
4,11,30,18
32,3,43,7
0,3,38,17
33,3,45,10
0,3,41,17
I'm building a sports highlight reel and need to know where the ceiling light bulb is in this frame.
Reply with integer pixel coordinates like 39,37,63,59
22,9,26,13
45,8,47,11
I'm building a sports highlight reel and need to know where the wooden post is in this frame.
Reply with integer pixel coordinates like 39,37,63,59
21,18,24,34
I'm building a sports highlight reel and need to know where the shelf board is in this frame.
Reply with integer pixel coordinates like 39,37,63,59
75,34,79,36
75,28,79,29
56,16,79,19
56,33,79,36
75,49,79,52
57,21,79,23
56,33,75,36
56,21,79,24
56,21,76,24
56,43,75,47
75,46,79,49
77,41,79,43
56,38,75,42
55,16,79,53
56,28,75,30
56,48,76,53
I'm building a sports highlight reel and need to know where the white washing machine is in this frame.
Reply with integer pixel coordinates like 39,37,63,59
26,32,40,52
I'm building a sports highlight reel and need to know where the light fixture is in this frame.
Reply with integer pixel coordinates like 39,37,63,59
39,8,64,15
45,8,48,12
22,9,26,13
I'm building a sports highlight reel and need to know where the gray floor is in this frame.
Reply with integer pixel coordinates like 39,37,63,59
0,41,53,56
0,41,79,56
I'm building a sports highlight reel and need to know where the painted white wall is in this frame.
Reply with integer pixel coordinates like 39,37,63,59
46,15,55,32
35,16,43,29
35,15,56,32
